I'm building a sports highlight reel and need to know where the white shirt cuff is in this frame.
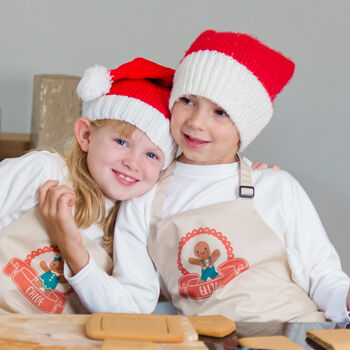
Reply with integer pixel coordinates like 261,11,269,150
63,254,94,285
325,284,350,322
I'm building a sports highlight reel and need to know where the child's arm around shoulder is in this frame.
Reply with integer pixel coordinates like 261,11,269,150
251,162,280,170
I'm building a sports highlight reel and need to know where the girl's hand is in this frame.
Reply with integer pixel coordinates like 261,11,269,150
38,180,89,275
38,180,79,247
251,162,280,170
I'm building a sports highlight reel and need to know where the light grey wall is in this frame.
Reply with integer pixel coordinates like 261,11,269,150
1,0,349,272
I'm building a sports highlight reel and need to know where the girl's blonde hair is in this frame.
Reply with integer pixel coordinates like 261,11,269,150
65,119,136,255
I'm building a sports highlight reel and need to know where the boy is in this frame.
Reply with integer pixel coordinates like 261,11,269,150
112,30,350,322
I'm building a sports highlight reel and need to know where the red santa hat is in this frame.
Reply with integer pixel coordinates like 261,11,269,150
169,30,295,151
76,57,177,169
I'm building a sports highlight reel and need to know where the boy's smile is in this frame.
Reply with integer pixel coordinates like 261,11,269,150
171,95,240,165
184,133,211,148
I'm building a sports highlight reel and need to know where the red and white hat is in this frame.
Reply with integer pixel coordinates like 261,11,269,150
76,57,177,169
169,30,295,151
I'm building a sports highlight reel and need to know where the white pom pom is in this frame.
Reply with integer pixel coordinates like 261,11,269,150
76,65,112,101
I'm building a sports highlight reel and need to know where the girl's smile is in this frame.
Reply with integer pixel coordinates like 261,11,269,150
112,170,139,186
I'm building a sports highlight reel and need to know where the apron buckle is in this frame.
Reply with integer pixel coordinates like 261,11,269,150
239,185,255,198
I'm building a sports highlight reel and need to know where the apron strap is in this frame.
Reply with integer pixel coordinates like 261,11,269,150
149,156,255,234
237,154,255,199
149,160,177,236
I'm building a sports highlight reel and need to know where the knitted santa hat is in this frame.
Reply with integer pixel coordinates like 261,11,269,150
76,57,177,169
169,30,295,151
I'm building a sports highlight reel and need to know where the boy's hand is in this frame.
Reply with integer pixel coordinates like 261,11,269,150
251,162,280,170
38,180,89,275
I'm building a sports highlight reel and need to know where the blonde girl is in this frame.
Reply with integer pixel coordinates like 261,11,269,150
0,57,176,314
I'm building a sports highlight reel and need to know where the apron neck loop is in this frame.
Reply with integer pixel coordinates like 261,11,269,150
150,160,177,235
237,154,255,199
150,155,256,236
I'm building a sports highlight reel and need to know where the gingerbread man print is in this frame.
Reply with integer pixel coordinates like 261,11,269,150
34,256,67,294
188,241,220,282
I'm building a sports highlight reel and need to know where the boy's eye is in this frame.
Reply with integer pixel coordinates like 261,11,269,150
215,109,229,117
146,152,159,160
179,96,193,105
115,139,127,146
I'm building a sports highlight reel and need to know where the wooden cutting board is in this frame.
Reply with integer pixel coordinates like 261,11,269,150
0,314,207,349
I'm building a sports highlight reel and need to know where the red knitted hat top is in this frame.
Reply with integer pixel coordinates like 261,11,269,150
108,58,174,120
184,30,295,102
76,57,177,168
169,29,296,151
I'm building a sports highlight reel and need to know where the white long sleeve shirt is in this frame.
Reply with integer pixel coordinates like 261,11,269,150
68,159,350,322
0,150,111,255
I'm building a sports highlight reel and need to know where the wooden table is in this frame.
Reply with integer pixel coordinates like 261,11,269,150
0,314,206,349
0,315,348,349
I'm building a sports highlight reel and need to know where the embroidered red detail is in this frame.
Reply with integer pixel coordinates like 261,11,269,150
177,227,249,300
3,245,74,314
3,258,67,313
25,245,59,265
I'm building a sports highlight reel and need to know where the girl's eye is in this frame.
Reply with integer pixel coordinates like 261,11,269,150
215,109,229,117
146,152,159,160
179,96,193,105
115,139,127,146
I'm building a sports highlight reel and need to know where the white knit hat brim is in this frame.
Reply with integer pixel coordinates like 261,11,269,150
87,95,177,169
169,51,273,151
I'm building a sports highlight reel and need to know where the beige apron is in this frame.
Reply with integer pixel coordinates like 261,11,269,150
148,157,326,322
0,205,113,314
